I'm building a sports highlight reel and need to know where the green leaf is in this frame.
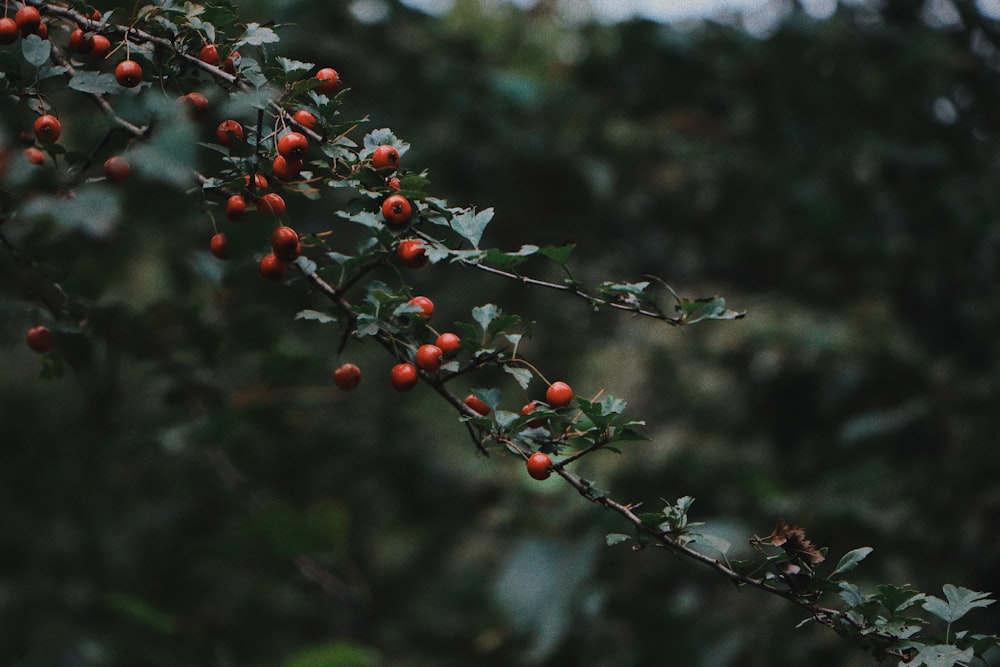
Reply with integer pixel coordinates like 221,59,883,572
450,207,494,248
537,243,575,266
104,591,175,635
482,245,539,268
239,22,280,46
921,585,995,624
606,533,632,546
282,641,379,667
277,56,315,77
831,546,874,577
470,387,502,410
68,70,121,94
21,35,51,67
900,644,974,667
503,365,533,390
838,582,868,608
675,296,746,325
876,584,926,613
691,532,731,556
295,310,337,324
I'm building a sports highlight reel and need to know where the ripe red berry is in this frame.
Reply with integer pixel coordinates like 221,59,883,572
390,362,418,391
0,17,19,44
14,6,40,35
198,43,219,65
103,155,130,182
23,147,44,165
115,59,142,88
210,233,229,259
33,115,61,143
520,401,546,428
244,173,268,190
387,176,401,191
434,332,461,355
270,225,300,262
272,155,302,181
545,381,574,408
68,28,92,53
257,192,286,217
372,144,400,170
381,194,412,227
35,20,47,39
315,67,340,95
26,325,53,353
178,91,209,119
222,50,239,74
292,109,317,131
396,239,427,269
464,394,491,416
216,120,243,147
226,194,247,220
408,296,434,319
414,344,443,373
526,452,552,480
334,363,362,391
277,131,308,160
89,34,111,60
259,253,287,281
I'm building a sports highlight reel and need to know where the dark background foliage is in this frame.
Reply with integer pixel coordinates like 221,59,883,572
1,0,998,665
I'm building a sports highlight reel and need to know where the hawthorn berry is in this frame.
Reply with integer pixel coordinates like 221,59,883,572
23,147,44,165
115,60,143,88
464,394,491,416
277,131,308,160
216,120,244,147
179,91,209,119
33,115,61,143
222,51,239,74
89,35,111,60
14,6,40,36
396,239,427,269
68,28,92,53
270,225,300,262
315,67,341,95
545,381,574,408
272,155,302,181
0,17,19,44
387,176,401,191
408,296,434,319
244,173,268,190
434,332,461,355
381,194,412,227
372,145,400,170
390,362,418,391
526,452,552,480
414,344,443,373
520,401,546,428
26,325,53,353
103,156,130,182
259,253,288,281
226,194,247,220
292,109,317,131
210,233,229,260
333,363,362,391
198,44,220,65
258,192,286,217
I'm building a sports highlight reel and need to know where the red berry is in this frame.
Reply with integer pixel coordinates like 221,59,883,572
270,225,300,262
26,325,53,353
23,147,44,165
0,17,19,44
390,362,418,391
68,28,93,53
277,131,308,160
372,144,400,170
381,194,412,227
115,59,142,88
103,155,130,182
526,452,552,480
216,120,243,147
226,195,247,220
35,20,47,39
464,394,491,416
387,176,401,191
210,233,229,259
315,67,340,95
292,109,317,131
198,43,219,65
272,155,302,181
408,296,433,319
33,115,60,143
257,192,286,217
259,253,287,281
545,381,574,408
178,91,209,119
89,34,111,60
520,401,546,428
244,173,268,190
222,50,239,74
14,6,40,36
396,239,427,269
434,332,461,355
414,344,443,373
333,363,362,391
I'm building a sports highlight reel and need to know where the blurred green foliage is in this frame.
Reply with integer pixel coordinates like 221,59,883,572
1,0,998,665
